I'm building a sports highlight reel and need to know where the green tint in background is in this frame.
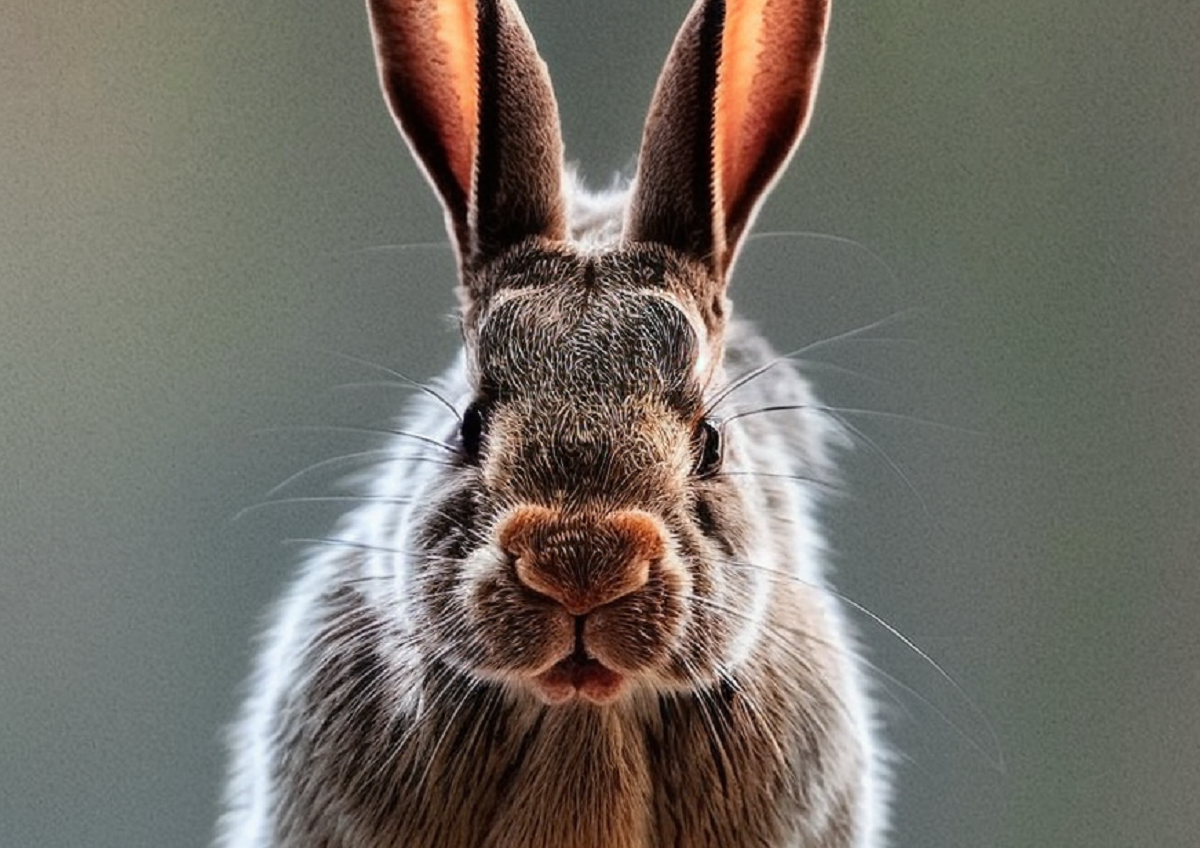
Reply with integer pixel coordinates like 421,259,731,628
2,2,1196,846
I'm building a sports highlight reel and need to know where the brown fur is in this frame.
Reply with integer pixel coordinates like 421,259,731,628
243,245,871,845
268,567,862,847
218,2,881,846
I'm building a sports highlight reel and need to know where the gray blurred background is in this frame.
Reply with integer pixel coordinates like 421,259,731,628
3,1,1197,846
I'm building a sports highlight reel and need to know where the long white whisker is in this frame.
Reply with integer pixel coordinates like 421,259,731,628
704,308,924,415
716,557,1003,770
745,230,906,291
258,449,403,500
721,403,982,438
715,470,846,495
263,424,458,455
234,494,417,523
823,409,930,517
688,595,850,734
332,241,452,257
322,349,461,420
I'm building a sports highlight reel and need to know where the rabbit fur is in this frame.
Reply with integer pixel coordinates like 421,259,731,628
218,0,887,845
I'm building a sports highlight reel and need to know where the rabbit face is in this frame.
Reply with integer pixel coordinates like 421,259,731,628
408,243,760,706
365,0,832,708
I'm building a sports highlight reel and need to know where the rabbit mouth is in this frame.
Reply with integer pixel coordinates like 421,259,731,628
531,649,626,706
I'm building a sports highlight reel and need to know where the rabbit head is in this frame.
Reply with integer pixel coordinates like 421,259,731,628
367,0,831,707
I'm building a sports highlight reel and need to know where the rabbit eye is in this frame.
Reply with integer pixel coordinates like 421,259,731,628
459,402,486,461
693,419,723,478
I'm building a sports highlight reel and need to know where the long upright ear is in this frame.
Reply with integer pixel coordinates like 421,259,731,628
367,0,567,270
625,0,830,279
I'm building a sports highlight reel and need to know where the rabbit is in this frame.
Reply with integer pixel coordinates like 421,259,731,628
217,0,887,846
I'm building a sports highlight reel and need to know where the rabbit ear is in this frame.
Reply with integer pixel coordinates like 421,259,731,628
368,0,567,270
626,0,830,279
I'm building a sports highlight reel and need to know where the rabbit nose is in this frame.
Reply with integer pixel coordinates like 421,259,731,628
499,506,665,616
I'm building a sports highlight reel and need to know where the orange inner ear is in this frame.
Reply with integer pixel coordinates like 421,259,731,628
433,0,479,194
714,0,769,224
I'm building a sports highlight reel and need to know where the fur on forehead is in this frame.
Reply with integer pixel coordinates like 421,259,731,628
460,240,728,396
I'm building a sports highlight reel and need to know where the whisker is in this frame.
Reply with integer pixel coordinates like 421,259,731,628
258,449,440,501
675,673,738,790
690,594,830,675
745,230,906,291
283,537,490,574
780,358,886,386
322,349,461,420
822,409,930,518
260,449,399,499
716,557,1003,770
233,495,416,523
689,595,852,733
704,308,924,416
456,682,506,774
716,670,790,771
341,574,394,587
262,424,458,455
856,654,1004,772
720,403,981,438
398,501,496,552
375,658,471,784
333,241,453,257
280,537,428,560
412,674,484,799
715,470,846,495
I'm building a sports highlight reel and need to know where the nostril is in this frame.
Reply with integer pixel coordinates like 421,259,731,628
512,552,573,609
607,510,667,567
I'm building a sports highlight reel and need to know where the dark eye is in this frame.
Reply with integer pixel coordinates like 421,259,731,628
693,418,723,478
459,402,486,461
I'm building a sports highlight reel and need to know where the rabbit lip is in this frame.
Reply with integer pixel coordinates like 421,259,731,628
531,650,626,706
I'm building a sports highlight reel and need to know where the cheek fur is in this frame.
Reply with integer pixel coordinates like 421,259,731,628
468,565,574,674
585,561,689,673
658,487,763,682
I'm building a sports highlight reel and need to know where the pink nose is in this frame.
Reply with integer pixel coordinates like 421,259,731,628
498,506,664,616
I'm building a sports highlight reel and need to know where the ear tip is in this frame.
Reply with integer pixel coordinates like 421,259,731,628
370,0,567,271
628,0,831,278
